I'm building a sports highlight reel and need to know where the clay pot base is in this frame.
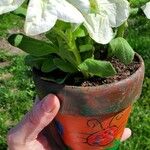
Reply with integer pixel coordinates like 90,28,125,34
55,106,131,150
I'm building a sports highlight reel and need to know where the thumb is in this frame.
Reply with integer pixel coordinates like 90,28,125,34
8,94,60,144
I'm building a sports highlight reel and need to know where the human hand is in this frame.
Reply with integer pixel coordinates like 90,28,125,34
7,94,131,150
7,94,60,150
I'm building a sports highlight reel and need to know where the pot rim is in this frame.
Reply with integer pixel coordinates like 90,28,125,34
35,53,144,89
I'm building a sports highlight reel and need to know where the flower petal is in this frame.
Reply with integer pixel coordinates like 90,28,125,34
84,14,113,44
0,0,25,15
141,2,150,19
24,0,57,36
97,0,130,27
25,0,85,36
66,0,90,13
47,0,84,23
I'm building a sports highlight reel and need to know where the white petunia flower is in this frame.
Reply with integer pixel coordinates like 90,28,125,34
141,2,150,19
68,0,130,44
0,0,25,14
66,0,90,13
0,0,84,35
84,13,113,44
0,0,130,44
97,0,130,27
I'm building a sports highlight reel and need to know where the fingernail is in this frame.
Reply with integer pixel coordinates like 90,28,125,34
42,94,57,113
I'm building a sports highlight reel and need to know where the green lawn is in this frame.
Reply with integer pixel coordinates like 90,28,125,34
0,13,23,38
130,0,150,7
0,1,150,150
128,0,149,7
0,52,35,149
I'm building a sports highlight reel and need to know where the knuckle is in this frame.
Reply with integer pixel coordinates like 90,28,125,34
27,102,55,127
27,108,40,126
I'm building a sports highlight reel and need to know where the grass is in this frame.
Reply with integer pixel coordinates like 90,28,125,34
127,15,150,77
119,4,150,149
119,78,150,150
130,0,150,7
0,1,150,149
0,52,35,149
0,13,23,38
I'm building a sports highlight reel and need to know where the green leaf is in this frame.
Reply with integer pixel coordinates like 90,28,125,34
56,36,76,64
81,50,94,61
41,74,69,84
41,59,57,73
46,28,77,66
55,20,71,31
45,30,58,46
12,6,27,17
109,37,135,65
79,44,93,52
53,58,77,73
25,55,45,69
65,29,76,51
8,34,57,56
73,26,86,38
78,58,116,77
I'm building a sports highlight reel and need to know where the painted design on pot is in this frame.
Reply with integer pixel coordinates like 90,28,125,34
80,112,124,147
53,104,131,150
55,120,64,136
85,126,118,146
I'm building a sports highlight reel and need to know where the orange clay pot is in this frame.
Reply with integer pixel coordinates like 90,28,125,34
33,54,144,150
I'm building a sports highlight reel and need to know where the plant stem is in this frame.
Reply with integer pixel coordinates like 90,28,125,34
73,47,81,65
66,29,90,79
73,47,89,79
116,21,128,38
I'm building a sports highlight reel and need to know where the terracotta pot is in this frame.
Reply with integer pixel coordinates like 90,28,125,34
33,54,144,150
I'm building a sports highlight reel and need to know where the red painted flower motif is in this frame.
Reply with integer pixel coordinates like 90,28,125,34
87,126,118,146
80,112,126,147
